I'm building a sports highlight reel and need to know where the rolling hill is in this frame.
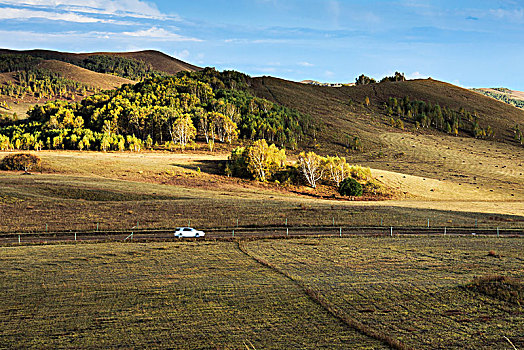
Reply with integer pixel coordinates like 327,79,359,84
0,49,200,76
248,76,524,194
250,76,524,149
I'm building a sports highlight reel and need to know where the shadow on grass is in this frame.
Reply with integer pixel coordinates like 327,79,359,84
173,159,224,175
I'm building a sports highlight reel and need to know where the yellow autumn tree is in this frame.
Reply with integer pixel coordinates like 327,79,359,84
246,139,286,181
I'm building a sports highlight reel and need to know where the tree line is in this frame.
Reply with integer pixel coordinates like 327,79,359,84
0,68,97,101
384,97,495,139
0,70,313,151
72,55,162,81
471,88,524,109
355,72,406,85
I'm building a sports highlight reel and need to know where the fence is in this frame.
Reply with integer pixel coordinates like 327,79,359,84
1,225,522,245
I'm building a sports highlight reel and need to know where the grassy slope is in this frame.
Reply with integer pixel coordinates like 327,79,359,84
250,77,524,149
37,60,134,89
0,59,133,118
0,60,133,90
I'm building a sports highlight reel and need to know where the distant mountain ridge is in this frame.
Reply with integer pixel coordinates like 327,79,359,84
0,48,523,154
472,87,524,110
0,49,201,76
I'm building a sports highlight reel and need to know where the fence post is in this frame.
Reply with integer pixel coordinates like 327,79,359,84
232,229,235,237
96,222,99,231
339,227,342,238
332,217,335,226
75,232,77,241
285,218,287,226
380,218,383,226
18,235,20,244
45,223,48,232
444,227,447,235
188,219,191,227
286,227,289,237
497,227,499,238
427,218,430,228
237,218,239,228
390,226,393,237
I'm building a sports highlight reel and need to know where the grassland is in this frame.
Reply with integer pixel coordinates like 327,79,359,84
0,241,386,349
243,236,524,349
0,150,522,234
1,236,522,349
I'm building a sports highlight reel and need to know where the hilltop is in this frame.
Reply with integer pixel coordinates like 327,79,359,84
0,49,200,76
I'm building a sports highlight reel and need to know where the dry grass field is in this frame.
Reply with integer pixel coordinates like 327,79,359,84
0,149,522,234
1,236,522,349
0,241,386,349
243,236,524,349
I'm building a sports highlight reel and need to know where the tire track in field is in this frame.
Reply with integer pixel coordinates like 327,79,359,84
237,241,407,350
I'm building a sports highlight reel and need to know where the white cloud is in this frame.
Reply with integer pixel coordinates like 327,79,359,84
406,71,430,80
324,70,335,77
121,27,202,41
174,49,190,60
256,67,277,73
0,28,201,44
490,8,524,21
0,0,177,20
224,38,288,44
327,1,341,26
298,61,314,67
0,7,132,23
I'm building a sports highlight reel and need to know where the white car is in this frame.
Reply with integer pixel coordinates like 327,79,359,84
174,227,205,238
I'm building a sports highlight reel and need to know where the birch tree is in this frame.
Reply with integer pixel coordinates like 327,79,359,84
298,151,325,188
171,114,196,149
324,155,350,187
246,139,286,181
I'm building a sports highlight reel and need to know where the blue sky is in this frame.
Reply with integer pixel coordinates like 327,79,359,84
0,0,523,89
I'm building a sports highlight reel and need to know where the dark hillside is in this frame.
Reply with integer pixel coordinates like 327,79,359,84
250,76,524,153
0,49,200,76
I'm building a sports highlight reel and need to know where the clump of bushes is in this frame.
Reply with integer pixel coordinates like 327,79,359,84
466,275,523,305
339,177,363,196
0,153,41,172
226,144,386,197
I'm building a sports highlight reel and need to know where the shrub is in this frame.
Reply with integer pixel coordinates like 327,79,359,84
339,177,363,196
272,166,303,186
0,153,41,172
466,275,523,305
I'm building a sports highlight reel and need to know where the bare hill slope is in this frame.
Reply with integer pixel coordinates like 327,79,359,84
37,60,134,89
250,76,524,149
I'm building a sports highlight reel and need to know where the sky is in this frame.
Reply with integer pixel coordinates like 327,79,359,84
0,0,523,90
